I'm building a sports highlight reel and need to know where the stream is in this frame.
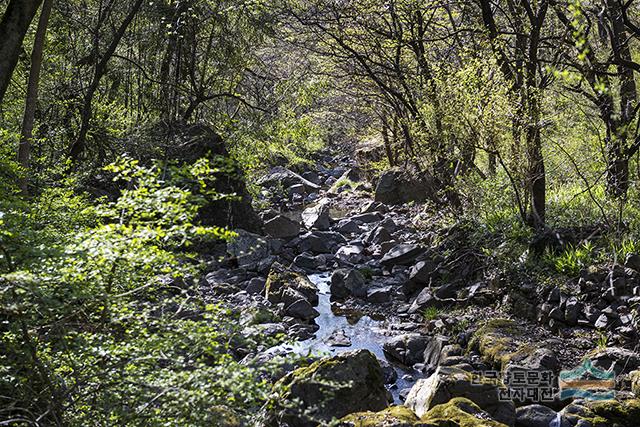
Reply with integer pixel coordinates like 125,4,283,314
276,272,419,403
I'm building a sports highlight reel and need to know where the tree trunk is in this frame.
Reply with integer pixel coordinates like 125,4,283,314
0,0,44,106
69,0,144,161
18,0,53,195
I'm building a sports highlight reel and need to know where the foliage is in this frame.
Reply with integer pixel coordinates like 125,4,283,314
0,159,269,425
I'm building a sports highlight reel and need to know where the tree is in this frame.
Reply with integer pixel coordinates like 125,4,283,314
0,0,44,106
18,0,53,195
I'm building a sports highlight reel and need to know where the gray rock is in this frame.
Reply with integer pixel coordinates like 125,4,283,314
383,333,429,366
330,268,367,299
335,244,365,264
361,201,388,214
245,277,266,295
590,346,640,375
381,244,424,268
374,168,438,205
405,366,515,426
350,212,382,224
515,404,559,427
267,350,388,426
227,229,269,268
264,215,301,239
565,296,581,326
293,252,326,271
326,329,351,347
302,200,332,230
366,285,393,303
296,231,347,254
625,253,640,272
422,335,449,367
258,166,321,192
335,219,361,234
285,298,319,320
365,226,393,245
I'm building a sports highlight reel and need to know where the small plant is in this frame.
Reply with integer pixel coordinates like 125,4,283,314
330,177,358,193
545,241,593,276
595,330,609,350
358,266,374,280
423,306,440,321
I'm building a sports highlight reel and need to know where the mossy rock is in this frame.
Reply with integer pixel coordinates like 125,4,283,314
210,405,241,426
630,370,640,397
420,398,509,427
338,405,420,426
266,349,388,427
467,319,525,370
586,399,640,426
264,266,318,305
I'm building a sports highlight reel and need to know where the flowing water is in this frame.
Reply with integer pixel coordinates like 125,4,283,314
276,272,419,403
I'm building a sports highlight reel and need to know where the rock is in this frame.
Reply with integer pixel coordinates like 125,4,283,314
336,219,361,234
337,406,419,426
515,404,559,427
296,231,347,254
631,371,640,397
383,334,429,366
625,253,640,272
381,244,424,268
267,350,388,426
285,298,319,320
264,215,301,239
365,226,393,246
158,125,263,233
351,212,383,224
367,286,394,303
565,296,581,326
335,244,365,264
245,277,266,295
423,335,448,367
379,358,399,384
361,201,388,214
405,366,515,426
331,269,368,299
264,265,318,306
301,200,332,230
374,168,438,205
420,397,509,427
407,288,438,314
560,399,640,427
258,166,321,193
326,329,352,347
589,347,640,375
293,252,326,271
227,229,269,268
301,170,321,185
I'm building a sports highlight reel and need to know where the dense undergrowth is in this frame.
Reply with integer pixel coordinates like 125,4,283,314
0,158,272,425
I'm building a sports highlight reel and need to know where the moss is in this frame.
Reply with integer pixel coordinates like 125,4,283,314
420,398,508,427
264,267,317,303
466,319,526,370
586,399,640,426
630,371,640,397
338,406,419,426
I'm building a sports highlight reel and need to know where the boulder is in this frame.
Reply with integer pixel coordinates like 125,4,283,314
515,404,559,427
264,215,301,239
302,200,331,230
331,269,368,299
420,397,509,427
381,244,424,268
405,366,515,426
365,226,393,246
367,286,394,303
267,350,389,426
294,231,347,254
374,168,437,205
335,245,365,264
383,334,429,366
157,124,263,233
632,371,640,397
264,265,318,306
227,230,269,268
337,406,419,427
560,399,640,427
258,166,321,193
589,347,640,375
285,298,319,320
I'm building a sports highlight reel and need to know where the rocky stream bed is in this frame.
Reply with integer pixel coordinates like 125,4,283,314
201,152,640,426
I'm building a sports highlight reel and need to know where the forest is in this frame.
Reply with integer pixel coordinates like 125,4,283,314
2,0,640,426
